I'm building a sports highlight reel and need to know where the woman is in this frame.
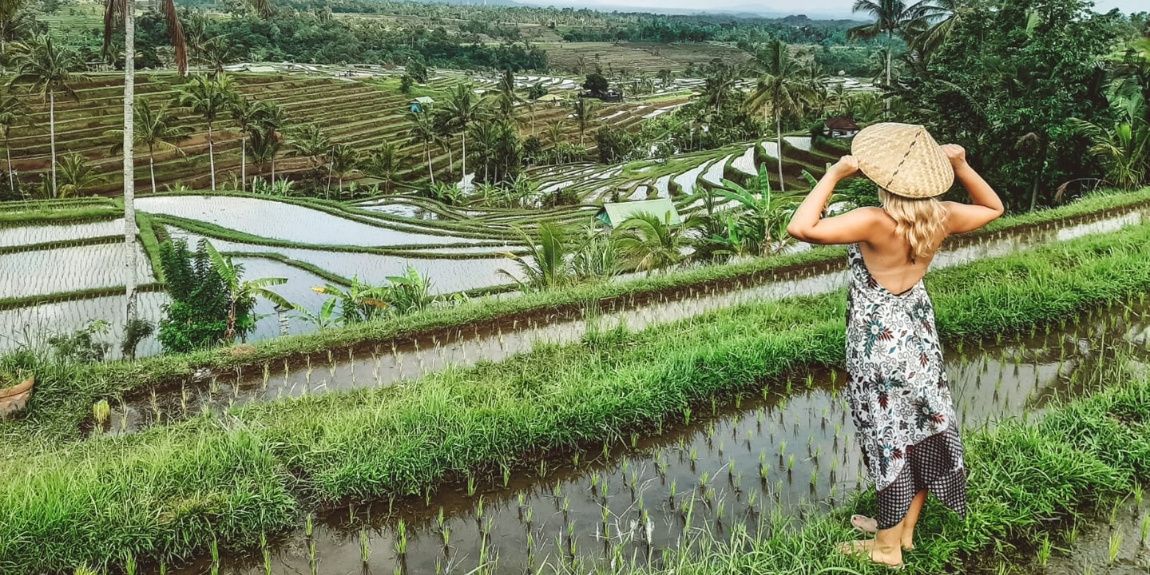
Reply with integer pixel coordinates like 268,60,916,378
786,123,1004,569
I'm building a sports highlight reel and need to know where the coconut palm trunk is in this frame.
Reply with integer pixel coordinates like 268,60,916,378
426,143,434,184
776,111,785,192
461,131,467,177
148,143,157,194
5,132,12,192
240,131,246,191
123,0,139,325
885,30,892,117
48,90,56,197
207,122,216,191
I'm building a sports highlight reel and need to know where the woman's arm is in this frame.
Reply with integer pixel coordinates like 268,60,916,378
941,144,1005,234
787,155,883,245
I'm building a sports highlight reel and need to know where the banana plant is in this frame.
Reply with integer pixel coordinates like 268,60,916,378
715,164,801,256
311,277,390,326
203,241,291,342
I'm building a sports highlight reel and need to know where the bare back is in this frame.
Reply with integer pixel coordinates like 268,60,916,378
855,207,946,295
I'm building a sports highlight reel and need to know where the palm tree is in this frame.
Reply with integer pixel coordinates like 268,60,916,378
108,99,189,194
196,34,240,78
286,123,332,182
57,153,106,198
0,88,25,192
1070,96,1150,191
406,110,439,184
202,241,290,342
252,101,286,180
103,0,188,75
0,0,35,63
312,277,390,326
745,39,811,192
230,96,263,191
176,74,238,191
495,69,522,119
364,142,399,193
327,143,360,195
908,0,965,61
612,212,688,276
499,222,573,291
572,98,595,146
850,0,931,112
441,83,483,178
701,62,738,114
7,35,81,198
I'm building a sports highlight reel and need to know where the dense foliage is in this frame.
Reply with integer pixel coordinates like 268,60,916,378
898,0,1144,208
135,9,547,71
157,238,254,353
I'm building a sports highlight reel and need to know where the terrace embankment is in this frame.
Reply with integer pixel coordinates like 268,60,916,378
2,210,1150,573
105,192,1150,434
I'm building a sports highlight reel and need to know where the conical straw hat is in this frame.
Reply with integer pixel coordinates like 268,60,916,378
851,122,954,199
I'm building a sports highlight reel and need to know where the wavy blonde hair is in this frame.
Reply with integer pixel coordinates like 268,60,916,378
878,189,949,263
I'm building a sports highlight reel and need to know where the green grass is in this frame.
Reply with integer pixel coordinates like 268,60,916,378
1,209,1149,572
3,187,1147,443
610,373,1150,575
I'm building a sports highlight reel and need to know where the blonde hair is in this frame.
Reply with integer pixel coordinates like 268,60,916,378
878,189,949,263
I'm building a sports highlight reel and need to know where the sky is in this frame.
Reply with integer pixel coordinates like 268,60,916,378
516,0,1144,18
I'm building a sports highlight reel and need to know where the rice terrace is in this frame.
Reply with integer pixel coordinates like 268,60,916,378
1,0,1150,573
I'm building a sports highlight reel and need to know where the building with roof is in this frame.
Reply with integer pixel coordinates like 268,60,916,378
824,116,861,138
408,96,435,113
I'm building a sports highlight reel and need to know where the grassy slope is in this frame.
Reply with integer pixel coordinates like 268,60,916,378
4,188,1148,444
1,211,1150,572
619,374,1150,574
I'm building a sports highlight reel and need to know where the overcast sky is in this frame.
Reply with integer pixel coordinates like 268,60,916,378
517,0,1143,18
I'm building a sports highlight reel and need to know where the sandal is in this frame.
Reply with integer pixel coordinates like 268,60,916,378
835,539,906,570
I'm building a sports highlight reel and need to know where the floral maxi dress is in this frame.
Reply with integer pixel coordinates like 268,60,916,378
845,243,967,529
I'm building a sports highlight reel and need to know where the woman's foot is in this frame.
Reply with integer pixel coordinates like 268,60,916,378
836,539,905,569
849,515,915,550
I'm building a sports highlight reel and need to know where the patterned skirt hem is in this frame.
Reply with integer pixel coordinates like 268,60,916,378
875,426,968,530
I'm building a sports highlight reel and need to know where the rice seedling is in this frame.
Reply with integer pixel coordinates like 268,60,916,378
359,527,371,563
1108,531,1122,564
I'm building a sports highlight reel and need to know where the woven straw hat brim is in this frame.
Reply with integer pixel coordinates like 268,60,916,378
851,122,954,199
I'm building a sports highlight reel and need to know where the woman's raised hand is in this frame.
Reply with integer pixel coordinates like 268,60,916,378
829,155,859,179
941,144,967,169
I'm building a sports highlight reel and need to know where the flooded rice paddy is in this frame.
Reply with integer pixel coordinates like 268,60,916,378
169,298,1150,575
108,205,1150,430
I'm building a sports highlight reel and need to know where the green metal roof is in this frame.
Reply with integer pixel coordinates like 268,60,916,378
596,198,682,227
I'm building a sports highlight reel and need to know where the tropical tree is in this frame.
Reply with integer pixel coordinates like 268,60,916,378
327,143,360,195
745,39,812,192
175,74,238,191
57,153,106,198
1070,95,1150,191
499,222,573,291
230,96,266,191
364,142,400,192
406,110,439,184
0,88,24,191
312,277,391,325
495,68,523,119
0,0,37,62
196,34,240,78
612,212,689,275
202,241,290,343
108,99,189,194
7,35,81,198
251,101,286,180
441,82,483,178
715,165,800,255
286,123,332,180
573,97,596,146
850,0,932,110
907,0,967,61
